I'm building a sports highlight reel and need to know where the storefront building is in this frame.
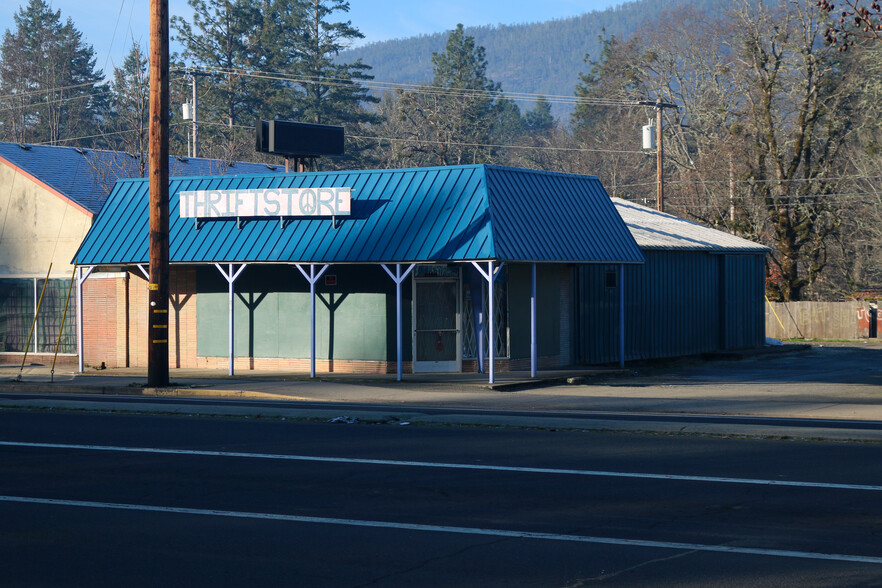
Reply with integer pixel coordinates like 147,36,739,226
74,164,647,381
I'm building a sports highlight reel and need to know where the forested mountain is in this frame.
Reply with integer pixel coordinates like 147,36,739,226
340,0,724,119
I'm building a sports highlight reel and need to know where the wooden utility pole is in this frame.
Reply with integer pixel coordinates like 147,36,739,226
148,0,169,387
656,99,664,212
639,99,677,213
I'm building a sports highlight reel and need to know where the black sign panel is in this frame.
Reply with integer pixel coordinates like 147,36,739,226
255,119,344,157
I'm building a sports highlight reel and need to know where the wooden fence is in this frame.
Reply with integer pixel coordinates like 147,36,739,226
764,300,879,340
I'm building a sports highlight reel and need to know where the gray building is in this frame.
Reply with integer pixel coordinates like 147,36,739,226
576,199,769,365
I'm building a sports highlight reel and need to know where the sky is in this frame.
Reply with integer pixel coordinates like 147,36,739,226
0,0,626,77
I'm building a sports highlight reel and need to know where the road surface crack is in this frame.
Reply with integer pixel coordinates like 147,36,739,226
562,549,699,585
353,537,508,587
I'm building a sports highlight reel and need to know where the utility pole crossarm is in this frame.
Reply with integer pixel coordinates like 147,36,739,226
637,100,678,109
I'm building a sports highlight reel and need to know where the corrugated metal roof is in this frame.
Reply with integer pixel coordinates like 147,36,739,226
75,165,646,265
613,198,769,253
0,142,284,214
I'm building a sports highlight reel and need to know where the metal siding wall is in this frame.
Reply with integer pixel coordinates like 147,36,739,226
626,251,720,361
577,251,725,365
724,254,766,349
577,264,619,365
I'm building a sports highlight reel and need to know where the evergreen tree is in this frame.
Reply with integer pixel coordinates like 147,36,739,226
0,0,104,144
171,0,263,158
570,34,651,198
571,34,642,141
395,24,505,166
285,0,378,127
525,96,554,133
102,43,150,176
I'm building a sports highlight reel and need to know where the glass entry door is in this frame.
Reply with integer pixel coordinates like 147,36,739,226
413,278,461,372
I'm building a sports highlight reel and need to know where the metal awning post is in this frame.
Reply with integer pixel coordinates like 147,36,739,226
215,263,247,376
478,281,485,373
295,263,330,378
76,265,95,373
381,263,416,381
619,263,626,367
471,260,504,384
531,263,537,378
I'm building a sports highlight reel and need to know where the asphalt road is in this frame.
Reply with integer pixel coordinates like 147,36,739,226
2,410,882,586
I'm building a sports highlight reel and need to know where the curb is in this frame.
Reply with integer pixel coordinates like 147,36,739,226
2,395,880,443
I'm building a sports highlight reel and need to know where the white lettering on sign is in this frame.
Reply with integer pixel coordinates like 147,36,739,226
178,187,351,218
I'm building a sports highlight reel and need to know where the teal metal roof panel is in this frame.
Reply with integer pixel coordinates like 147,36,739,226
75,165,644,265
485,166,645,263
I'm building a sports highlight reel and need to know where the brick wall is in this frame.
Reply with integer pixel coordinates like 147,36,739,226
169,267,197,368
194,356,397,374
126,267,197,368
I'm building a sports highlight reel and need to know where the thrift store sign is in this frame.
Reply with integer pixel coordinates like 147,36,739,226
178,187,351,218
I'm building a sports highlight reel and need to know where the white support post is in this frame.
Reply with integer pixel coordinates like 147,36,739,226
295,264,330,378
381,263,416,382
477,281,485,374
471,261,504,384
215,263,247,376
76,265,95,373
619,263,626,367
531,263,537,378
33,278,37,353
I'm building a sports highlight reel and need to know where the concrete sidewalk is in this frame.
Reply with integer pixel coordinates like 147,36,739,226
2,342,881,441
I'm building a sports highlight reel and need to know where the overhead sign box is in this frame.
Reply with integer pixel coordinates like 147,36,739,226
256,119,345,157
179,187,351,218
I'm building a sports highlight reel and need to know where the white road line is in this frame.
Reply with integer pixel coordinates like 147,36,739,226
1,440,880,492
2,494,881,564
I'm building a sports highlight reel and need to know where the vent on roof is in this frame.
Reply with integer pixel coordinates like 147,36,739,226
18,143,31,151
75,147,88,155
227,161,235,167
266,164,277,170
175,156,188,163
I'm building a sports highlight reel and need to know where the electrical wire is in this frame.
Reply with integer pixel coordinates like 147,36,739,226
175,64,642,107
185,120,648,154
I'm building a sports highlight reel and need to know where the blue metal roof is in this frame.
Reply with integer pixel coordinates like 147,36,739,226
0,141,284,214
74,164,645,265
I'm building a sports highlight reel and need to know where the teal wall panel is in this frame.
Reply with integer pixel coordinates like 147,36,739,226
197,264,404,361
508,264,561,360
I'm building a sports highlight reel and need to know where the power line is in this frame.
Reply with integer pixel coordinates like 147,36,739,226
170,65,644,107
611,175,882,188
0,62,643,121
191,120,648,154
0,80,110,102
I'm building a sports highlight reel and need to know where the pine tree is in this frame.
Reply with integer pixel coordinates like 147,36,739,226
0,0,104,144
525,96,554,133
395,24,505,166
171,0,263,158
105,44,150,174
284,0,378,128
